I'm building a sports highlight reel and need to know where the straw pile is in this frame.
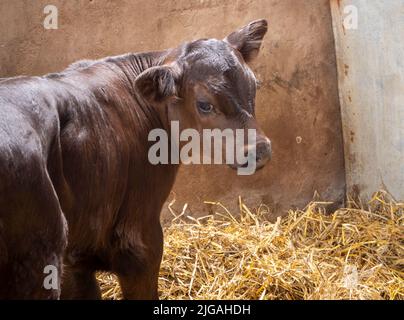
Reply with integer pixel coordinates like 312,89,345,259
97,191,403,300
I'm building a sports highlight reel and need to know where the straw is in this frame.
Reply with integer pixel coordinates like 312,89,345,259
97,190,403,300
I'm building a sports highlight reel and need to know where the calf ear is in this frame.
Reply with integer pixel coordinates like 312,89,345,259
135,65,180,104
224,19,268,63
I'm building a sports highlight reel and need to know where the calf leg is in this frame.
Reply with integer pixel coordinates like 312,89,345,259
3,247,65,299
0,168,68,299
61,266,101,300
113,224,163,300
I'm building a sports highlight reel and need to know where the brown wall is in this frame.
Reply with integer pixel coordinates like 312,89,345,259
0,0,345,222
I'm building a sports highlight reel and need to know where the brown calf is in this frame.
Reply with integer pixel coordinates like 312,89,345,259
0,20,270,299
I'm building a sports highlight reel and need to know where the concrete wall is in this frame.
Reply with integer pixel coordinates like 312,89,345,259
330,0,404,201
0,0,346,221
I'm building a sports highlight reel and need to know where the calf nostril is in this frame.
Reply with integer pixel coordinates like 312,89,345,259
256,141,272,162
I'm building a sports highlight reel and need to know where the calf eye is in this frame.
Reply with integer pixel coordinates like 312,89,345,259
197,101,214,114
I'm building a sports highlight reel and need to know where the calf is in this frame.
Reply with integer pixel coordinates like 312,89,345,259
0,20,271,299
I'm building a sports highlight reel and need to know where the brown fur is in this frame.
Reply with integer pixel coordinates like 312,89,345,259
0,20,270,299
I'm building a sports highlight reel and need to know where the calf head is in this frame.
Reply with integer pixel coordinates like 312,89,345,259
136,19,271,174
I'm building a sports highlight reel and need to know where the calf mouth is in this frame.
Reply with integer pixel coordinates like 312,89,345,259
228,160,267,172
228,140,272,173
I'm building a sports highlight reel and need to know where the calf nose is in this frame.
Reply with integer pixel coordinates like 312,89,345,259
229,137,272,173
255,137,272,169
